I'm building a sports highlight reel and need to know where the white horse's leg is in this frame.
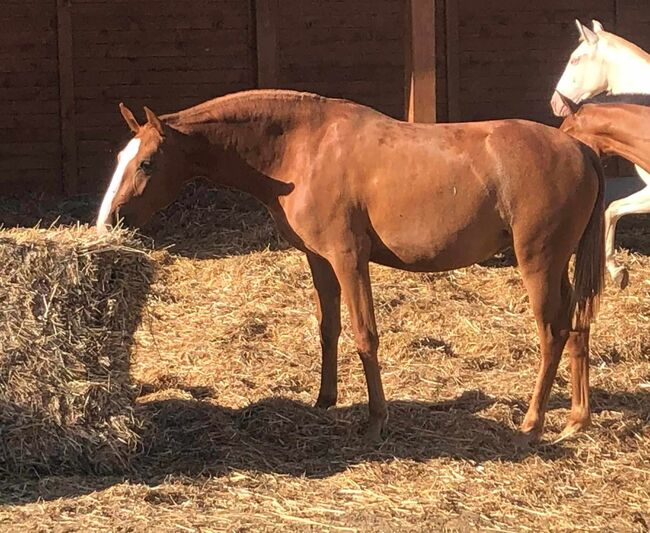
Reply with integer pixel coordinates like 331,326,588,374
634,164,650,186
605,179,650,288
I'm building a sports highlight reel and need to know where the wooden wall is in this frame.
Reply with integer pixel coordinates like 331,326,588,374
275,0,405,120
617,0,650,51
2,1,650,197
71,0,256,193
0,1,61,193
452,0,617,125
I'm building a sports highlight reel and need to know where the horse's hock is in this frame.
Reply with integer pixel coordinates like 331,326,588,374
0,227,154,475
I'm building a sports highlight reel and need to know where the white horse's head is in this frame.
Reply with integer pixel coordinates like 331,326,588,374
551,20,609,117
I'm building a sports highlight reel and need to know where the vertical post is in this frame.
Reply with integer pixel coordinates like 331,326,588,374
445,0,460,122
404,0,437,123
255,0,280,88
56,0,78,195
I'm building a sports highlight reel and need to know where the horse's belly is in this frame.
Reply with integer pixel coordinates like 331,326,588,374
368,204,510,272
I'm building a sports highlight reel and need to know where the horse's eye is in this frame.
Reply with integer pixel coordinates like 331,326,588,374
570,57,580,66
139,159,154,173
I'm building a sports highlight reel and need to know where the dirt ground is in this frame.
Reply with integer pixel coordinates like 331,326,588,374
0,185,648,532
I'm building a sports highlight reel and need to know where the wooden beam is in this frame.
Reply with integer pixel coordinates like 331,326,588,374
255,0,280,88
405,0,437,123
445,0,460,122
56,0,78,195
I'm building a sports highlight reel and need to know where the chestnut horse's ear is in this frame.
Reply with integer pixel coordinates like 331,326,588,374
592,19,604,33
144,106,164,135
119,102,140,134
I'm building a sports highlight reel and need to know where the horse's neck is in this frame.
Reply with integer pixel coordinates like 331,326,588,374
606,41,650,94
178,111,296,204
585,113,650,169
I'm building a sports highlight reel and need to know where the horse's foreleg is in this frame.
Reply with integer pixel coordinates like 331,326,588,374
519,266,571,441
330,244,387,442
307,253,341,410
605,183,650,289
634,164,650,186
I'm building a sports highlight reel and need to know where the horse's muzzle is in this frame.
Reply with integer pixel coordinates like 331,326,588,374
550,91,572,117
95,209,120,233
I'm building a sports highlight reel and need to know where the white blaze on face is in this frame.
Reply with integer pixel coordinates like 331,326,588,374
96,138,141,230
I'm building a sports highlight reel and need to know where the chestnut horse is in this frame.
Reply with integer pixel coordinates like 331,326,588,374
560,96,650,289
97,90,605,442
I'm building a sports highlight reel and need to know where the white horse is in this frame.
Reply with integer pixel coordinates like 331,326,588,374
551,20,650,289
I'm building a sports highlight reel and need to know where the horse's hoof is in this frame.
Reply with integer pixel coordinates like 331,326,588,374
554,416,591,443
520,415,544,444
314,395,337,410
613,268,629,290
363,414,388,444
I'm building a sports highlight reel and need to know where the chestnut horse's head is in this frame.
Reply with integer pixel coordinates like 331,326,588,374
96,104,189,231
551,20,609,117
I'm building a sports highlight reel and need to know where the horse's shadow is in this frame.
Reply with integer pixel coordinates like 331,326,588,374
2,386,647,506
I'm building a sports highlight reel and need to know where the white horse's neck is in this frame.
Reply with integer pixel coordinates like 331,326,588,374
602,35,650,94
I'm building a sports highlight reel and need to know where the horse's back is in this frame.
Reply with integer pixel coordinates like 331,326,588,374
284,101,599,272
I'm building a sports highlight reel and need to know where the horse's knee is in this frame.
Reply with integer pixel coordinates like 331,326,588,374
356,330,379,358
566,331,589,358
320,324,341,349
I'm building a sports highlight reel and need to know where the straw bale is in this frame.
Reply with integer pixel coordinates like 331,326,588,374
0,226,154,474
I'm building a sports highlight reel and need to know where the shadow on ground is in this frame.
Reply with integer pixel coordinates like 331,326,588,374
1,386,647,505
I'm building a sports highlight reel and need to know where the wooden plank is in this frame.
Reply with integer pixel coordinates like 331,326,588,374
458,0,613,16
74,56,253,73
405,0,436,122
74,68,252,87
255,0,280,87
74,11,249,30
0,171,62,195
73,28,245,46
74,40,250,58
0,71,59,88
445,0,460,121
74,82,245,100
0,142,60,156
57,0,77,195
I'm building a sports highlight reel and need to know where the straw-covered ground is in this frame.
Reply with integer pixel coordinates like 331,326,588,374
0,184,648,532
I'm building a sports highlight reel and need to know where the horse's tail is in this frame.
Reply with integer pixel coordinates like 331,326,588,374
572,144,605,331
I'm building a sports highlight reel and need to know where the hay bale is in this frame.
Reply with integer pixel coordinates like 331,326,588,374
0,226,154,475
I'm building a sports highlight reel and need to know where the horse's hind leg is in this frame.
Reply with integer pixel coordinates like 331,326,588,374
518,258,571,441
306,253,342,409
561,329,592,439
557,272,592,440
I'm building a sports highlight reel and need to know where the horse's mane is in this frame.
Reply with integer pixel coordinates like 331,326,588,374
578,93,650,109
162,89,348,127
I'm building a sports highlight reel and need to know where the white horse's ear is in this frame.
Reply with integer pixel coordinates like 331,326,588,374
592,20,604,32
583,25,599,45
575,19,586,41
